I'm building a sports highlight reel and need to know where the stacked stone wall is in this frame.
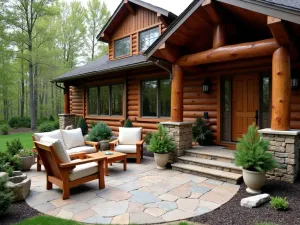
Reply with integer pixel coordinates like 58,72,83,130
58,114,76,130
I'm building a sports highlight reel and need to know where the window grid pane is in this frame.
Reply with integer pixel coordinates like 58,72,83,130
99,86,110,115
114,36,130,58
139,27,159,52
111,84,123,115
88,87,98,115
142,80,158,117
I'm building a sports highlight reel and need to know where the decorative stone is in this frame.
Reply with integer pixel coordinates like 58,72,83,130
97,187,132,201
240,194,270,208
130,212,164,224
92,200,129,217
144,207,166,217
0,172,8,180
129,190,160,204
7,172,31,202
177,198,199,213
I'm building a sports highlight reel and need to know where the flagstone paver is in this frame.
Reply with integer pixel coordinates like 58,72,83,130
26,156,239,224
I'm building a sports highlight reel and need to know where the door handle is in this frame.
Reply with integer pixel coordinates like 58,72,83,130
255,110,259,125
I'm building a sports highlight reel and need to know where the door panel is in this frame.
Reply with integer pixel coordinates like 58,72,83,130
232,74,259,141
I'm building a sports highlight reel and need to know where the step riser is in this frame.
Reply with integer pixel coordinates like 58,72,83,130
177,159,242,174
172,166,240,184
184,152,234,163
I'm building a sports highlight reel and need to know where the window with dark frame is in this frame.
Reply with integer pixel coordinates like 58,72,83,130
139,27,159,52
141,79,171,118
88,84,123,116
114,36,130,58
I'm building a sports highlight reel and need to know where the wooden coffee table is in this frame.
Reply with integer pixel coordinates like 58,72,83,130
86,151,127,176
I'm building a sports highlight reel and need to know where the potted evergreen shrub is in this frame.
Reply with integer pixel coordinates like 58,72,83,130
192,117,212,145
124,118,133,127
88,122,113,151
77,117,89,139
234,123,276,194
148,125,176,169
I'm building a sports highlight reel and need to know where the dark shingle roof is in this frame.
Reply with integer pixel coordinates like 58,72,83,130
262,0,300,10
52,54,153,82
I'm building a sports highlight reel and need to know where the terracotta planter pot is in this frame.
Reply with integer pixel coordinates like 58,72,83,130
154,153,169,169
100,140,109,151
243,169,266,194
20,156,34,171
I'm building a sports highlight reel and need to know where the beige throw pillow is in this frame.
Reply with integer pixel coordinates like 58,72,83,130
61,128,85,150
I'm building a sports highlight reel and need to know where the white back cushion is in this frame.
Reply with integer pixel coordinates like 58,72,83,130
61,128,85,150
40,136,71,163
119,127,142,145
34,130,66,149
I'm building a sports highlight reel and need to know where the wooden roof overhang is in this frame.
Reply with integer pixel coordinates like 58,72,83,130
97,0,177,43
144,0,300,69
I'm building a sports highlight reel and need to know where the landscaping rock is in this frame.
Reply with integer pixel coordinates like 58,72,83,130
7,172,31,202
0,172,8,180
65,125,74,130
240,193,270,208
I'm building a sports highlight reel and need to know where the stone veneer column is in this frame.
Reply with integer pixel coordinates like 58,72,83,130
160,122,193,163
258,128,300,183
58,114,76,130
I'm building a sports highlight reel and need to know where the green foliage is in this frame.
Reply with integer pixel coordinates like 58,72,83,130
0,152,21,176
15,215,83,225
7,138,23,156
77,117,88,135
0,124,9,135
145,132,153,145
270,196,289,210
18,148,33,157
0,132,33,153
87,122,112,141
192,117,212,145
53,120,60,130
38,122,56,132
91,121,97,128
148,125,176,154
234,123,276,172
48,115,55,121
8,117,30,128
0,176,13,214
124,118,133,127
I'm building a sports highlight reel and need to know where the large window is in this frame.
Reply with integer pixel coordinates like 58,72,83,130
88,84,123,116
142,79,171,117
139,27,159,52
114,36,130,58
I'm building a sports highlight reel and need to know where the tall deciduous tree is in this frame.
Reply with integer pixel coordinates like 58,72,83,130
86,0,110,61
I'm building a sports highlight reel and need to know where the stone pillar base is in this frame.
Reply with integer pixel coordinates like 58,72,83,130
258,128,300,183
58,114,76,130
160,122,193,163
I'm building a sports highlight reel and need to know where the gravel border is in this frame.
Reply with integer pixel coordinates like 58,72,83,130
189,179,300,225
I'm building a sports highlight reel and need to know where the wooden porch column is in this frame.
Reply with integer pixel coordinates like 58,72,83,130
64,84,70,114
213,24,226,49
171,65,183,122
271,47,291,130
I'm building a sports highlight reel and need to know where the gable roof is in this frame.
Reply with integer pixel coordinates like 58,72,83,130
52,54,153,82
144,0,300,59
97,0,177,43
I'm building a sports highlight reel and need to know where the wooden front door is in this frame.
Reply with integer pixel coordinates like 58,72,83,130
231,74,259,141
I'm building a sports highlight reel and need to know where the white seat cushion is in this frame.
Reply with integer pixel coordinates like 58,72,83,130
69,162,98,181
61,128,85,150
119,127,142,145
114,145,136,153
34,130,66,150
39,136,71,163
67,146,97,154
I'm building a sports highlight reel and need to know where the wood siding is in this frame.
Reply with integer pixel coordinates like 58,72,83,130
70,86,84,117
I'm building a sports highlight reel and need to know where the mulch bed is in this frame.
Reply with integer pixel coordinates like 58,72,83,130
189,178,300,225
0,201,40,225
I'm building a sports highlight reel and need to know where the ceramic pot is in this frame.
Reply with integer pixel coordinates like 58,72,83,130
243,169,266,194
100,140,109,151
20,156,34,171
154,153,169,169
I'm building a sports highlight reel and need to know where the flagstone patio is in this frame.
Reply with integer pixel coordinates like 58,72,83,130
25,156,240,224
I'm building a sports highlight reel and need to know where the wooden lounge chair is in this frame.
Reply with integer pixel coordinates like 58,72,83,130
109,127,144,164
34,137,105,200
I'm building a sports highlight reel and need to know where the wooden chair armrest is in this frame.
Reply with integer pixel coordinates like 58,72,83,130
69,152,86,159
84,141,99,151
136,139,145,146
109,139,119,145
60,157,106,168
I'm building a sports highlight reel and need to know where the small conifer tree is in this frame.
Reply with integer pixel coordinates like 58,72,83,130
77,117,88,135
124,118,133,127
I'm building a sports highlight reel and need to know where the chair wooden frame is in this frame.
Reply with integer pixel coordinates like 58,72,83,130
34,141,105,200
109,129,145,164
32,135,99,172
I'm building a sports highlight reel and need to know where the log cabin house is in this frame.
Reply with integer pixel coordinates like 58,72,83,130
53,0,300,183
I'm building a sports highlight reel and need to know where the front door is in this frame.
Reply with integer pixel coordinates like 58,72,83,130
231,74,259,141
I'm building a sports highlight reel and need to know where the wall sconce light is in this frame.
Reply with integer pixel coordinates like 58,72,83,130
202,78,210,93
291,77,299,90
204,112,209,119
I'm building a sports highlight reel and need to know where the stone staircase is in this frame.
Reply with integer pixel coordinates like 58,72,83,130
171,146,243,184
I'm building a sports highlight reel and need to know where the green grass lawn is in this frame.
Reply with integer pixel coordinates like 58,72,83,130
15,215,193,225
0,132,33,152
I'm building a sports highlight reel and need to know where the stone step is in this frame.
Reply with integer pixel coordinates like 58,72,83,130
171,163,242,184
184,146,235,163
177,156,242,174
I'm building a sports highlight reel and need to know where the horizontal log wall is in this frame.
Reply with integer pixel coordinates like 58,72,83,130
70,86,84,117
291,67,300,129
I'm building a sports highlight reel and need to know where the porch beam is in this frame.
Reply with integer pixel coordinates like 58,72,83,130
176,38,279,67
64,84,70,114
271,47,291,131
124,0,135,15
159,42,180,63
171,65,184,122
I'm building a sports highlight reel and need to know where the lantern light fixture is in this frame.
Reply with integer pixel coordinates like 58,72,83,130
291,77,299,90
202,78,210,93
